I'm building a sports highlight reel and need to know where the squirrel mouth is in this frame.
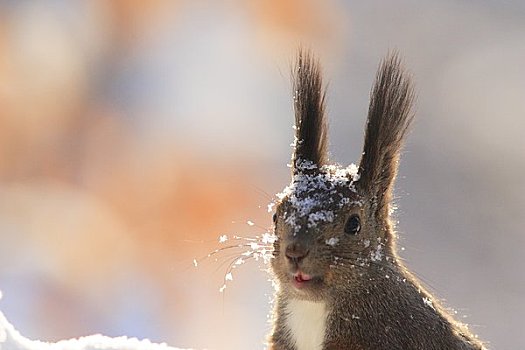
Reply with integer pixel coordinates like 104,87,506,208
292,272,314,289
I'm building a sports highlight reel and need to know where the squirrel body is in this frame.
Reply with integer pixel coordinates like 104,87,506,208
267,50,486,350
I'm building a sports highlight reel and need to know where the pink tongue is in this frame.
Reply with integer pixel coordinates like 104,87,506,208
295,273,312,282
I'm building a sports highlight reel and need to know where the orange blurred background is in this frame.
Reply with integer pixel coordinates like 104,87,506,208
0,1,524,349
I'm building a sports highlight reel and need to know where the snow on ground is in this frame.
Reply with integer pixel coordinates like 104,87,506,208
0,311,191,350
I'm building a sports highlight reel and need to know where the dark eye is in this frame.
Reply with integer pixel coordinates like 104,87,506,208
272,213,278,224
344,215,361,235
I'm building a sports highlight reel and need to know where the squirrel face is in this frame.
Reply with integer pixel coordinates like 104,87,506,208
271,160,390,302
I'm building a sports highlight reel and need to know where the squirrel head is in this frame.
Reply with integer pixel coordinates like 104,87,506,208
271,49,414,302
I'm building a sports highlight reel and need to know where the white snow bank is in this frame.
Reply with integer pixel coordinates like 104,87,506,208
0,311,191,350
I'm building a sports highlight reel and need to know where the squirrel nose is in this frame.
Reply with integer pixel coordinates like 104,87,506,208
285,243,309,263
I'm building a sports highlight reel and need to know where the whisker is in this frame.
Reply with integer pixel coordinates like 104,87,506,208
231,235,260,242
203,243,252,257
212,252,250,274
219,254,259,293
193,243,256,267
249,184,275,202
254,222,271,231
190,231,276,293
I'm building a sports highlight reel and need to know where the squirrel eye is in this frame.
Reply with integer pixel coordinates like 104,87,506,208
272,213,278,224
344,215,361,235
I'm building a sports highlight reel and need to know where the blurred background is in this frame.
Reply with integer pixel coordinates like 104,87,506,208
0,0,523,349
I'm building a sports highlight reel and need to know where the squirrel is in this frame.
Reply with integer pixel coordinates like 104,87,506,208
267,50,487,350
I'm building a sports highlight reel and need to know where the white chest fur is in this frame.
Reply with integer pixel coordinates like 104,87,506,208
286,299,328,350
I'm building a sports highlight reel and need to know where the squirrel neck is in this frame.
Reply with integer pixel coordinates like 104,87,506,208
285,298,329,350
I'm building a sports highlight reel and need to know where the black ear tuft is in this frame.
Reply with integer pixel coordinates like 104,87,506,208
357,52,415,216
291,49,328,173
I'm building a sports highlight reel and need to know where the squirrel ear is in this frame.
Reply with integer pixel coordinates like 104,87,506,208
357,52,415,216
291,49,328,174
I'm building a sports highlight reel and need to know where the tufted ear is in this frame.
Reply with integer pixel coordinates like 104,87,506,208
291,49,328,174
357,52,415,217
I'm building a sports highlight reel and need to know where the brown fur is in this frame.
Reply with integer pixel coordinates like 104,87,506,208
292,49,329,171
357,52,414,220
268,50,486,350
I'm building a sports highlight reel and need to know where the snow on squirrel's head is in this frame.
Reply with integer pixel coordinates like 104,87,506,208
271,49,414,301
